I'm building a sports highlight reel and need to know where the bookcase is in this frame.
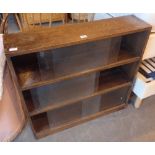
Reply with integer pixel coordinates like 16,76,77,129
4,15,151,138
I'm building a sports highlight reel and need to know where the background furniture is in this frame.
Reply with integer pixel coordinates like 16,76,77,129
0,16,25,141
70,13,95,23
15,13,96,32
15,13,67,32
0,66,25,141
132,14,155,108
4,15,151,138
0,14,9,34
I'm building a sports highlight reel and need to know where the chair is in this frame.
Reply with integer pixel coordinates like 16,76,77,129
0,13,9,34
15,13,67,32
70,13,95,23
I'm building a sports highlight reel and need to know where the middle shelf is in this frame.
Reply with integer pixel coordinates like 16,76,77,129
23,62,136,116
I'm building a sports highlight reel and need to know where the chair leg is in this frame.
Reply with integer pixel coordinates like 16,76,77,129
14,13,23,31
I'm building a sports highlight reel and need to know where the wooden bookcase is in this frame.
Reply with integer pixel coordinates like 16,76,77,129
4,15,151,138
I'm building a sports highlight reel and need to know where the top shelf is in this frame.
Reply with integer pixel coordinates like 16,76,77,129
4,15,151,57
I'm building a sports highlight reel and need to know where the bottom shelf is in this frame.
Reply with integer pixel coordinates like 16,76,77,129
31,85,130,138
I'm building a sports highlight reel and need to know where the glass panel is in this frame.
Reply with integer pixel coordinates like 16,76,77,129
23,64,133,114
37,37,121,79
31,86,130,133
11,36,139,89
25,73,97,112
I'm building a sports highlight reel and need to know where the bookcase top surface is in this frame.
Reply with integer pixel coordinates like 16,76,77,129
4,15,151,57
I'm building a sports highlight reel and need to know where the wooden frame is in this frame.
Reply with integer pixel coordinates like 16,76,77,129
3,15,151,138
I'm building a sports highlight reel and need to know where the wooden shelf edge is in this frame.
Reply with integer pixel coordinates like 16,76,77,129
30,82,131,116
34,103,127,139
4,15,151,57
22,57,139,91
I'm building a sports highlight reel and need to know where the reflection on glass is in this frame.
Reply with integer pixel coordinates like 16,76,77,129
31,86,130,132
11,36,139,89
23,63,133,113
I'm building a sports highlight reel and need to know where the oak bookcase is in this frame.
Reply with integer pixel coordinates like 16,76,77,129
4,15,151,138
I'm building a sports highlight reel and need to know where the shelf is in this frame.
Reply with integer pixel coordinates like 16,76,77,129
23,66,132,116
33,104,126,138
13,49,139,91
4,15,151,138
31,86,129,138
4,15,151,57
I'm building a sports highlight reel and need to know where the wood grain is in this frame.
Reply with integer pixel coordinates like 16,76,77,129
4,15,151,57
23,67,131,116
3,15,151,138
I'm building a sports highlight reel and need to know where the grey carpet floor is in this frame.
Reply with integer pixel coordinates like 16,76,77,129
14,95,155,142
